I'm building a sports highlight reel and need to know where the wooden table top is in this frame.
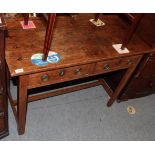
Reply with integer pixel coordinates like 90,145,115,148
5,14,153,77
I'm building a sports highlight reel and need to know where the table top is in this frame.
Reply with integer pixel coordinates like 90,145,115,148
5,14,153,77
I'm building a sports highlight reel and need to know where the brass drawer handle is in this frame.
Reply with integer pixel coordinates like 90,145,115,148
74,68,81,75
0,112,4,117
128,59,132,65
103,64,110,70
59,70,65,77
41,74,49,82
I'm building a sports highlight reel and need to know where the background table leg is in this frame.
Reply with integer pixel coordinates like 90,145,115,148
107,56,142,107
17,75,28,135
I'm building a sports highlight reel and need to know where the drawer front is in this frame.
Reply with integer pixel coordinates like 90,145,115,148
94,56,139,74
28,63,95,89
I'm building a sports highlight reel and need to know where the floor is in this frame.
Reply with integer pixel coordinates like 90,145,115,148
2,81,155,141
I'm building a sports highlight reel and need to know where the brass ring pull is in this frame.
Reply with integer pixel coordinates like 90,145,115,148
59,70,65,77
41,74,49,82
128,59,132,65
75,68,81,75
103,64,110,70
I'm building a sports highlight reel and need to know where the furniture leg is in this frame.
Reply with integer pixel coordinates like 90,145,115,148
6,66,18,121
107,56,142,107
42,13,56,61
17,75,28,135
121,14,144,49
22,13,29,25
94,13,100,21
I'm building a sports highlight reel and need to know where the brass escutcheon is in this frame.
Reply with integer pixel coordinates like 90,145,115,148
41,74,49,82
103,64,110,70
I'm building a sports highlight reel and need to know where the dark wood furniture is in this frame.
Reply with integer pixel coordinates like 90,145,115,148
104,14,155,101
0,14,9,139
5,14,153,135
120,14,155,100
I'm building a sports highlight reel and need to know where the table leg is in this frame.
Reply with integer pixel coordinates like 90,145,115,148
94,13,100,21
6,66,18,120
121,14,143,49
17,75,28,135
42,13,56,61
22,13,29,25
107,56,142,107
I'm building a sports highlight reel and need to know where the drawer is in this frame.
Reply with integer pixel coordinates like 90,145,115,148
28,63,95,89
94,56,139,74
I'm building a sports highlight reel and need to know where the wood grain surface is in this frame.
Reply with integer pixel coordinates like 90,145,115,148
5,14,152,77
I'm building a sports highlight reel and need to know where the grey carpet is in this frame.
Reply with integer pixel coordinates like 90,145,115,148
2,81,155,141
